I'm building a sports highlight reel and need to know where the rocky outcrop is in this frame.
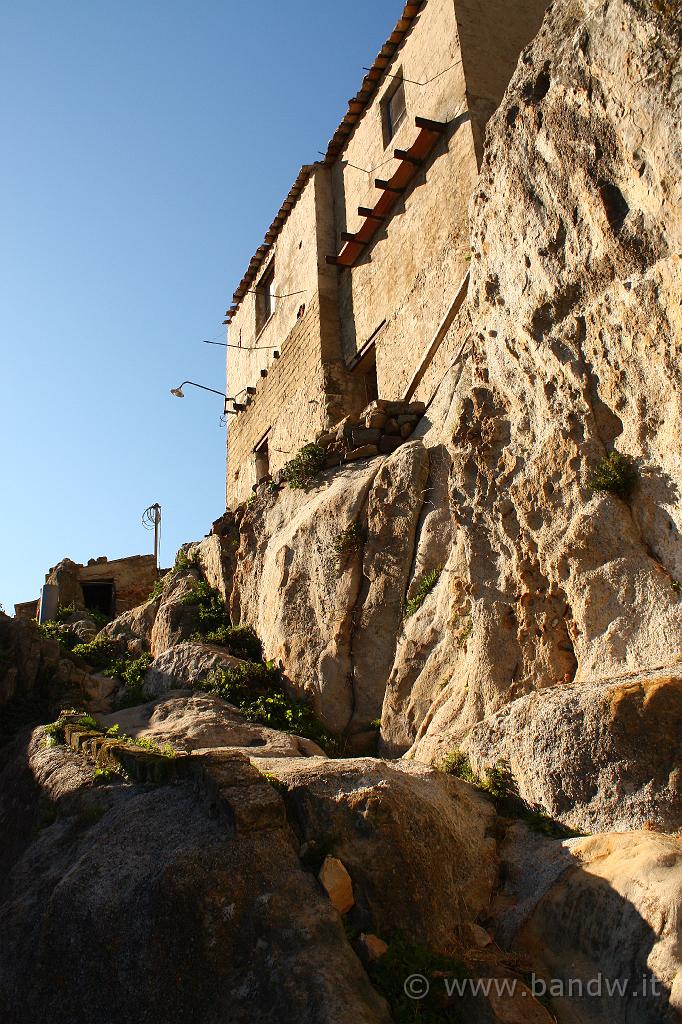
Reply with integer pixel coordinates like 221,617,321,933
495,824,682,1023
378,0,682,832
150,570,205,656
0,732,392,1024
466,666,682,833
0,612,60,710
142,642,243,697
255,756,498,951
99,693,324,758
230,442,430,736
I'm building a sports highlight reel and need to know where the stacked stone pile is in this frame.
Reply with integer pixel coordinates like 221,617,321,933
316,398,426,467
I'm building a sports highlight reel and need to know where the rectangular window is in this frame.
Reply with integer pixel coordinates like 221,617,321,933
254,432,270,484
256,262,275,335
383,76,406,144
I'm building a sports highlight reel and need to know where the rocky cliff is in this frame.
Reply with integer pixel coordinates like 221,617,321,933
1,1,681,1022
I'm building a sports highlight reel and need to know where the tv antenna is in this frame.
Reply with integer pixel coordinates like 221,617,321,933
142,503,162,569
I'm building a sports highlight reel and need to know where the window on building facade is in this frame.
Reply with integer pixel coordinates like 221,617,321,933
383,75,406,144
254,432,270,484
255,262,275,335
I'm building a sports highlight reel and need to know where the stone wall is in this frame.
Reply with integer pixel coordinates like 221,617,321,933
330,0,478,400
226,295,366,506
223,0,548,505
30,554,159,618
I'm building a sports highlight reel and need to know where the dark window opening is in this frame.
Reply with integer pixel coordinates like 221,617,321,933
82,581,115,618
383,75,406,145
353,344,379,406
254,433,270,484
255,262,275,335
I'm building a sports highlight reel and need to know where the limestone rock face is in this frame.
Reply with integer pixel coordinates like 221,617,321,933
102,595,160,651
496,825,682,1023
142,642,243,697
0,612,60,709
98,693,324,758
230,443,430,735
466,667,682,833
256,756,498,951
150,571,204,657
375,0,682,832
0,732,391,1024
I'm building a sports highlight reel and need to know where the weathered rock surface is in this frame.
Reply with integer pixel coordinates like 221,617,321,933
142,641,243,697
230,442,429,735
150,569,205,657
379,0,682,832
495,824,682,1023
102,594,160,651
254,756,498,950
466,666,682,833
0,612,60,709
0,732,391,1024
99,692,325,758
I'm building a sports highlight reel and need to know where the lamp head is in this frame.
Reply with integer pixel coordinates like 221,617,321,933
170,387,184,398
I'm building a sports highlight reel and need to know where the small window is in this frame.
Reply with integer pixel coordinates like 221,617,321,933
254,433,270,484
383,76,406,144
256,262,275,335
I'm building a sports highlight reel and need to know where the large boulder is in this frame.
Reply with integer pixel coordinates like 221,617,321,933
495,825,682,1023
142,642,243,697
0,732,391,1024
0,613,60,710
253,756,498,951
465,667,682,832
98,693,325,758
150,570,205,657
101,595,161,651
231,443,429,736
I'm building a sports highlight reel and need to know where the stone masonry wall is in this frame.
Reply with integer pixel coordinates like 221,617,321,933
330,0,479,400
226,295,364,506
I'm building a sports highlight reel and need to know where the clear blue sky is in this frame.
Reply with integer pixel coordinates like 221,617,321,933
0,0,401,611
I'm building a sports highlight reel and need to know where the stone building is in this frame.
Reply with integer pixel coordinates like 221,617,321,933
14,554,158,622
224,0,547,506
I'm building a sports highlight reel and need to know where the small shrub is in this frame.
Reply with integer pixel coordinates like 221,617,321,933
589,451,638,500
405,565,443,618
175,549,200,572
71,635,121,669
197,661,337,753
367,934,467,1023
191,624,262,660
369,718,382,730
54,603,77,624
147,576,166,600
104,652,153,706
180,581,227,635
37,620,79,651
281,443,328,489
333,522,363,566
44,711,97,745
481,759,517,801
438,748,477,784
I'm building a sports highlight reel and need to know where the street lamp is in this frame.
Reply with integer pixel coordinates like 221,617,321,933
169,381,256,414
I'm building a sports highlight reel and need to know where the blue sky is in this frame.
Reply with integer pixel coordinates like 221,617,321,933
0,0,401,610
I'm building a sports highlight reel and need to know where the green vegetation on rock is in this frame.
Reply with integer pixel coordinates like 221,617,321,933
280,443,327,489
404,566,443,618
589,451,638,500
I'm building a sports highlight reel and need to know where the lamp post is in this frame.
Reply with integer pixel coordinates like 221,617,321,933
170,381,256,414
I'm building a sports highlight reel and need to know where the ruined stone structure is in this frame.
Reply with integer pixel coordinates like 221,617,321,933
14,554,158,621
224,0,548,505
